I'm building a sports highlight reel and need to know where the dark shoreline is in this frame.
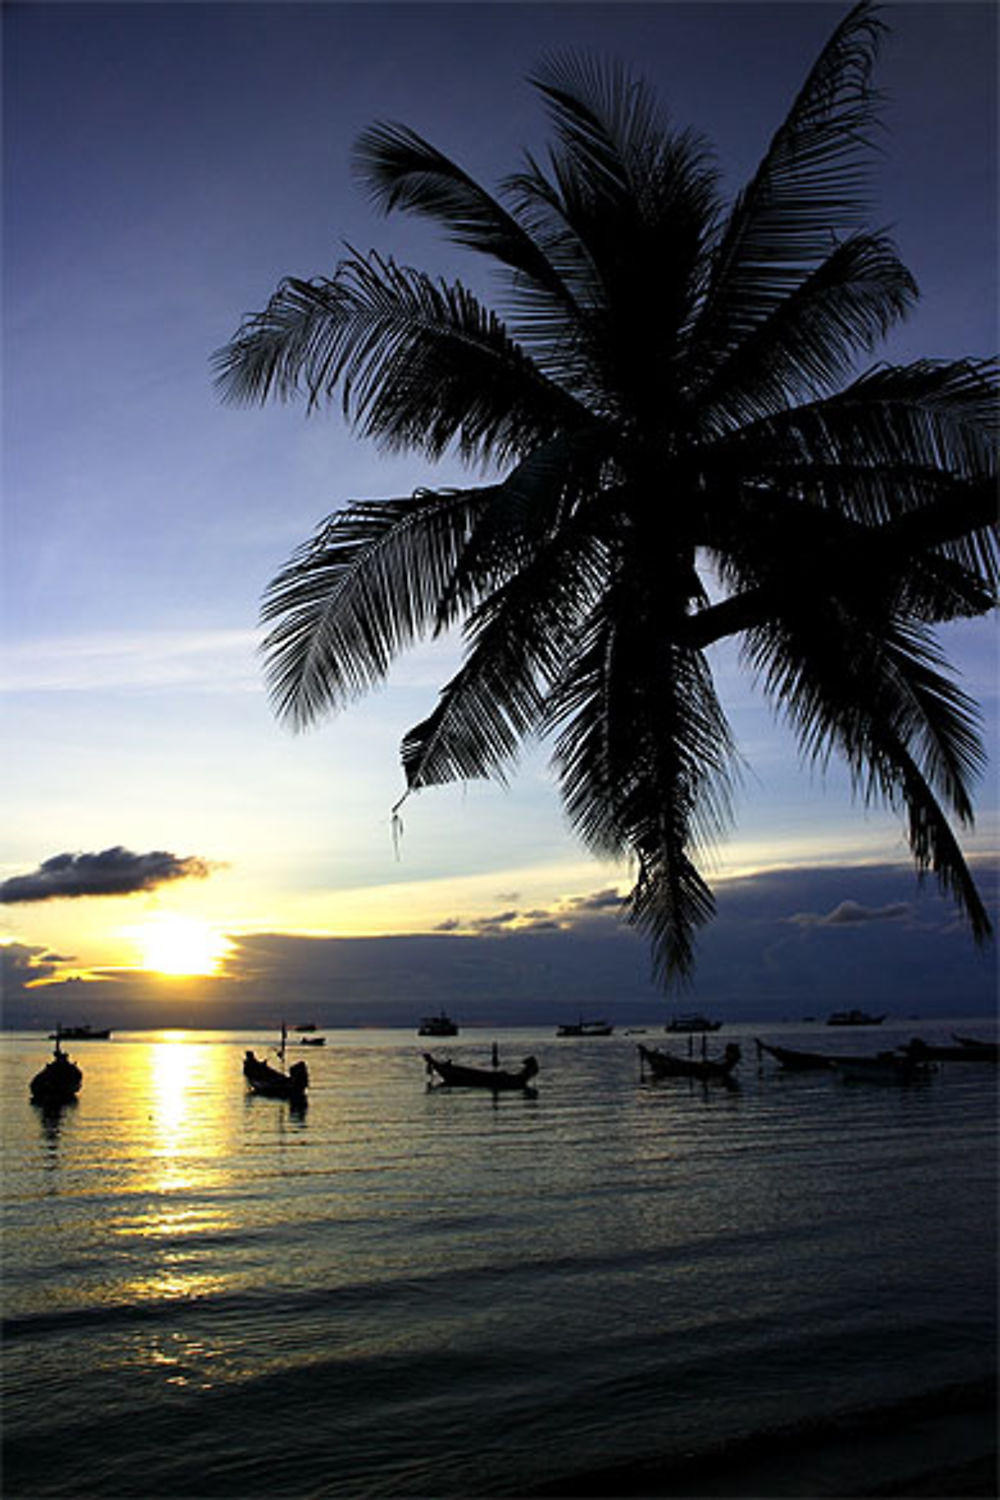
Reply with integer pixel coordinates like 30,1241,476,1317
524,1378,998,1498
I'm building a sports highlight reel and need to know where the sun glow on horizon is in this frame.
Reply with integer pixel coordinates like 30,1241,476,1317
127,914,232,977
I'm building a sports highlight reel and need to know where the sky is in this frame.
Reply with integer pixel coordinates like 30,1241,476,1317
3,1,997,1030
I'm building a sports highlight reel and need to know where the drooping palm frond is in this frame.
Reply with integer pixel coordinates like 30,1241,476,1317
212,275,346,408
260,487,489,726
400,521,606,793
743,606,992,936
547,571,738,979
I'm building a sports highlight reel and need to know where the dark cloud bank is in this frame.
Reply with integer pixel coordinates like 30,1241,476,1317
0,847,211,903
5,862,996,1030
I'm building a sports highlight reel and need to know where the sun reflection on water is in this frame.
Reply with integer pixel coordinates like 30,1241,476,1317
111,1034,239,1314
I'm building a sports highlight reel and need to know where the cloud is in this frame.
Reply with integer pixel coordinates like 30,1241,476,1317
1,941,63,991
0,629,259,693
0,847,214,903
787,900,911,929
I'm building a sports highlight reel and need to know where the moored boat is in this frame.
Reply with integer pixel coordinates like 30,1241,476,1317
834,1051,934,1084
639,1042,741,1083
556,1018,614,1037
30,1037,83,1106
951,1034,999,1059
423,1050,539,1092
899,1036,998,1064
827,1009,885,1026
243,1024,309,1101
298,1035,326,1046
418,1011,459,1037
665,1014,721,1033
755,1039,838,1071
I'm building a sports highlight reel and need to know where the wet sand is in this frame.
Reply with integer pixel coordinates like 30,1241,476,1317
527,1379,997,1498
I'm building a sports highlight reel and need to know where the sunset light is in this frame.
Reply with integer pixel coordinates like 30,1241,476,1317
132,915,231,977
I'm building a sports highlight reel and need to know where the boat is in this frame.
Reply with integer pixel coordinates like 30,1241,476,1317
556,1018,614,1037
293,1023,316,1032
755,1039,838,1071
827,1009,885,1026
638,1042,741,1083
30,1037,83,1106
298,1035,326,1047
423,1050,539,1092
243,1025,309,1101
834,1051,935,1084
47,1024,111,1041
417,1011,459,1037
899,1036,999,1064
951,1034,999,1059
665,1014,721,1033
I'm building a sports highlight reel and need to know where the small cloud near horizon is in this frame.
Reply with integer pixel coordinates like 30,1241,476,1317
787,899,911,929
0,847,216,904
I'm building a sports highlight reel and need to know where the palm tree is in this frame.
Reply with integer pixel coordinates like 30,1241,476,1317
214,1,997,986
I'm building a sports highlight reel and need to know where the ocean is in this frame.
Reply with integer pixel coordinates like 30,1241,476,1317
2,1020,996,1499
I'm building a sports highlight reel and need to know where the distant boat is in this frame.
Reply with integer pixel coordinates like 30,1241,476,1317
48,1024,111,1041
755,1039,838,1072
297,1035,326,1047
418,1011,458,1037
639,1042,741,1084
243,1024,309,1102
293,1023,317,1033
423,1050,538,1093
30,1037,83,1106
826,1009,885,1026
665,1014,721,1033
556,1018,614,1037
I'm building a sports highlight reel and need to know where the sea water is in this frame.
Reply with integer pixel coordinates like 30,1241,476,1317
2,1021,996,1498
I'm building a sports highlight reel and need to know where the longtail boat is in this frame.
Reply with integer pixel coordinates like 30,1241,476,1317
835,1051,935,1084
638,1042,740,1083
755,1039,838,1071
899,1037,998,1064
30,1036,83,1106
951,1034,999,1060
423,1050,538,1092
243,1024,309,1101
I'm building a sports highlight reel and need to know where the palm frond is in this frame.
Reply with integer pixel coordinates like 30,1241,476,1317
402,489,611,791
691,0,886,376
352,121,575,309
212,275,346,408
743,606,991,936
260,487,489,727
696,232,916,432
547,578,738,981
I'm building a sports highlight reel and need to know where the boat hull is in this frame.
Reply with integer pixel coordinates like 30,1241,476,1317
835,1053,934,1084
243,1052,308,1100
30,1054,82,1106
639,1043,740,1083
755,1040,837,1071
423,1053,538,1092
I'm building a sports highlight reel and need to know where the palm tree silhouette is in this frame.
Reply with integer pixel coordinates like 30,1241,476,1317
214,1,996,986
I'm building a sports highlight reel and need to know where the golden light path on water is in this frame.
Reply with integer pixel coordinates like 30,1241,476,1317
112,1034,244,1389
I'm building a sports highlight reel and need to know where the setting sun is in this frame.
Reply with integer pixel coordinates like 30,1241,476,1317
132,915,231,977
